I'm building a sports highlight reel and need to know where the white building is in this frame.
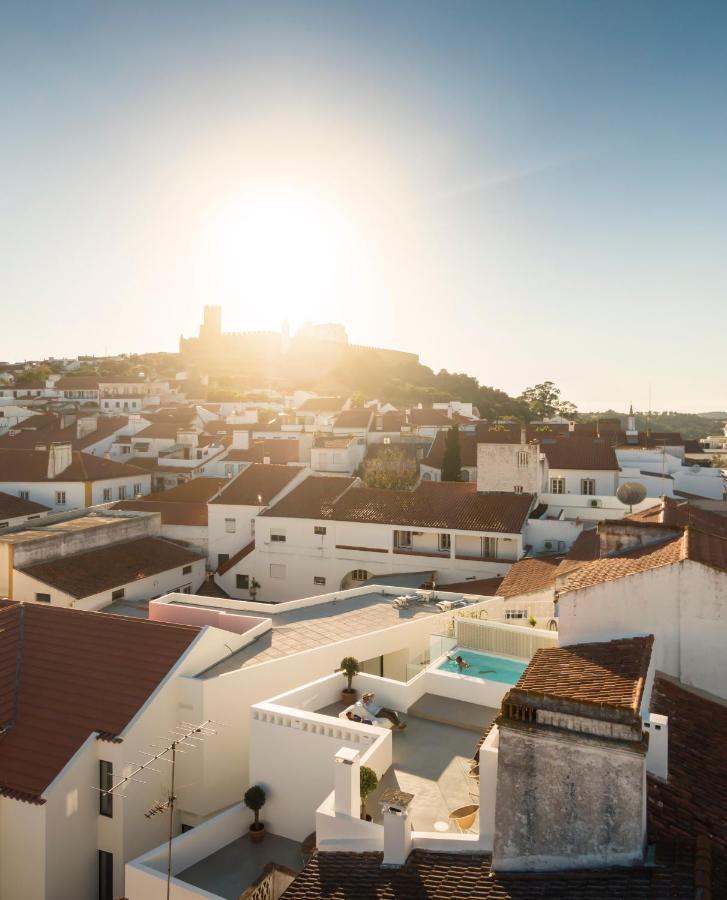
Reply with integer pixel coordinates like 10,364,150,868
0,491,51,531
310,434,367,475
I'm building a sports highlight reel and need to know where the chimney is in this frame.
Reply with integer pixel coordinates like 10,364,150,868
47,442,73,478
263,456,271,465
380,789,414,867
232,430,250,450
645,713,668,781
333,747,360,818
520,424,527,444
76,415,98,439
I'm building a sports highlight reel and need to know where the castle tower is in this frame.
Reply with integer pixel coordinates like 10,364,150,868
199,305,222,341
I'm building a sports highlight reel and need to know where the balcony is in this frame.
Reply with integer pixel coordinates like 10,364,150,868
393,546,450,559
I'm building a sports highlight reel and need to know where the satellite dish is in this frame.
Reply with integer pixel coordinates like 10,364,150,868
617,481,647,512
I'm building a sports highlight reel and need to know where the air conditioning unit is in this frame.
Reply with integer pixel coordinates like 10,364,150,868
589,499,602,508
543,540,556,551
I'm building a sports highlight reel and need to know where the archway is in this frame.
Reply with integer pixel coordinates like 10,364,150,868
340,569,371,590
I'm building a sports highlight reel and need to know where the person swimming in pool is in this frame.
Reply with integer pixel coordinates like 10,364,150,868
448,654,471,673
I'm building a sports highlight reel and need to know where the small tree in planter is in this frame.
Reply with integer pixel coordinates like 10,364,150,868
340,656,360,704
360,766,378,820
244,785,266,843
528,614,537,628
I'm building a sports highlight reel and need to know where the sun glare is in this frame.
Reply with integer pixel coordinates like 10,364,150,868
200,187,359,325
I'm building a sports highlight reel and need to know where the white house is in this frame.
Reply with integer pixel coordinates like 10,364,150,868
310,434,367,475
0,491,51,531
0,444,150,511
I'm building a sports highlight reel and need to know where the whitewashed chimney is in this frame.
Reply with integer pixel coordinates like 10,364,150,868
47,442,73,478
380,789,414,867
76,415,98,439
333,747,360,818
645,714,668,781
232,430,250,450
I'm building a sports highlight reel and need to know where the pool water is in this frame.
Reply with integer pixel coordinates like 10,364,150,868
437,648,527,684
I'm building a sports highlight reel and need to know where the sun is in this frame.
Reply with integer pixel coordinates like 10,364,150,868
200,186,358,325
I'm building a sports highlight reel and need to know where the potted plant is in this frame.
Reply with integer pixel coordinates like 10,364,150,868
340,656,360,704
360,766,378,820
244,785,266,843
249,578,261,601
528,614,537,628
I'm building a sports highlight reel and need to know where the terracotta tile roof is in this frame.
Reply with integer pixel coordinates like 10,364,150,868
510,636,654,713
134,422,188,440
554,528,601,578
561,527,727,593
0,601,199,802
19,536,204,599
217,540,255,574
297,397,346,413
333,409,374,429
261,476,356,519
0,448,149,483
210,463,302,506
374,411,405,431
111,499,208,526
542,438,619,471
146,477,227,502
627,497,727,538
0,492,51,520
497,556,563,598
439,576,505,595
282,846,702,898
423,430,478,469
329,482,533,534
0,415,129,451
314,435,355,449
648,675,727,853
223,440,299,465
408,408,455,427
53,376,100,390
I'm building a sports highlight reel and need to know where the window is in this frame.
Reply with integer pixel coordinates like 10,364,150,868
269,563,286,579
350,569,368,582
550,477,566,494
0,522,7,529
225,518,237,533
505,609,526,620
225,463,235,476
270,530,286,542
313,576,326,586
236,574,250,589
218,553,230,568
517,450,528,468
513,485,523,494
314,525,327,536
35,592,51,603
98,850,113,900
394,530,412,549
182,565,192,575
438,533,451,551
178,584,192,594
481,537,497,559
103,488,112,503
117,486,126,500
19,490,29,501
99,761,113,817
111,588,125,601
581,478,596,496
55,491,66,505
133,482,142,496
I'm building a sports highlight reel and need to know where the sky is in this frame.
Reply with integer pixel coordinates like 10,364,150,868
2,1,726,411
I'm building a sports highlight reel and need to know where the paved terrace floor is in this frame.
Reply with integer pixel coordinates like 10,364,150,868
177,831,302,900
199,591,443,677
319,695,497,833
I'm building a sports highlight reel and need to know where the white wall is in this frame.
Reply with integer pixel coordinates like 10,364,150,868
547,468,618,497
0,795,46,900
477,443,545,494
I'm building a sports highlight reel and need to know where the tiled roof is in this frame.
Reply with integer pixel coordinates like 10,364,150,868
329,482,533,534
282,846,703,899
297,397,346,413
554,528,601,578
261,476,356,519
542,438,619,471
111,499,209,526
0,602,199,802
333,409,374,429
210,463,301,506
134,422,188,440
217,540,255,574
53,376,100,389
423,430,478,469
0,415,129,451
561,528,727,593
19,536,204,599
223,440,299,465
146,477,227,503
408,408,455,427
374,411,405,431
0,492,51,519
510,636,654,712
496,556,563,598
648,674,727,853
0,448,148,483
627,497,727,538
314,435,355,449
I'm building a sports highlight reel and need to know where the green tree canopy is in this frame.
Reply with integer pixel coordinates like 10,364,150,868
441,425,462,482
518,381,578,420
362,447,418,490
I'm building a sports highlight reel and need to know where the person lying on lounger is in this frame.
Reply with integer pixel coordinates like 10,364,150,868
447,654,471,673
361,692,407,729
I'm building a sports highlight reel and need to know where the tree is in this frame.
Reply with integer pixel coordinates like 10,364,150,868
362,447,417,490
518,381,578,420
244,785,266,831
359,766,379,819
340,656,360,693
441,425,462,482
349,391,366,408
14,365,51,385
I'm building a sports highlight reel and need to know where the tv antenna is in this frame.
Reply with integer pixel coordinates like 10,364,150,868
94,719,218,900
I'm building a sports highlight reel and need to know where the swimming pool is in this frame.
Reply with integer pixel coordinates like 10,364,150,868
437,648,527,685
